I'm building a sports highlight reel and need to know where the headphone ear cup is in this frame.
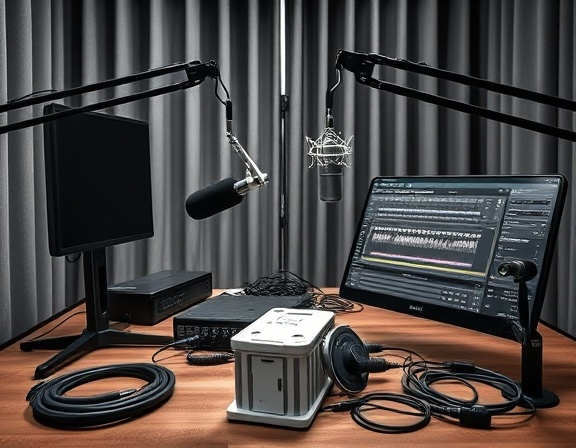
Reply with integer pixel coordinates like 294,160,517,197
321,325,369,394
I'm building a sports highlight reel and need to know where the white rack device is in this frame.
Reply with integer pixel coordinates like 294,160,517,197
227,308,335,428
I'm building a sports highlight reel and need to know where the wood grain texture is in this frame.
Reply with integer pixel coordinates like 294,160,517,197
0,289,574,447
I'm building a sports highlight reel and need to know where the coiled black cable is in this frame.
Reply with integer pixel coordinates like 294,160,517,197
26,363,176,428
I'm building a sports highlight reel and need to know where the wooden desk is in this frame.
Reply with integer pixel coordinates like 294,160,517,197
1,290,575,447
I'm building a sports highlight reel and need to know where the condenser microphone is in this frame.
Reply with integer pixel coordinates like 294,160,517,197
185,176,255,220
306,112,353,202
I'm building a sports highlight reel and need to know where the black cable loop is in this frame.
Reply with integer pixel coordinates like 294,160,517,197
401,359,535,425
351,393,431,434
322,392,431,434
26,363,176,428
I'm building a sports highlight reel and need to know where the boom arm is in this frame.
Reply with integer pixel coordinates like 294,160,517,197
330,49,576,142
0,60,220,134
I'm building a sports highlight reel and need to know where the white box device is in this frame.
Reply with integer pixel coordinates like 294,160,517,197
227,308,334,428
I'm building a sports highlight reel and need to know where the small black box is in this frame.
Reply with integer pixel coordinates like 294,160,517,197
108,270,212,325
172,294,312,349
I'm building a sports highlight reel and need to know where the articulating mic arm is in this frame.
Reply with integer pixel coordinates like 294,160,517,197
330,49,576,143
0,60,221,135
225,100,269,194
1,58,268,200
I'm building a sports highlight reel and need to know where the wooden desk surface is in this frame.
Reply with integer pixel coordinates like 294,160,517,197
0,290,575,447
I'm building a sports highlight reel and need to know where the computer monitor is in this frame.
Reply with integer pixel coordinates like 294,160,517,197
20,103,173,379
43,103,154,256
339,175,567,342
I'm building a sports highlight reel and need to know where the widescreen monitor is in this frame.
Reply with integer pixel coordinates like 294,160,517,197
339,175,566,341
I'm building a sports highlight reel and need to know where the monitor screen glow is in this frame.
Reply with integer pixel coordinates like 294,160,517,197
339,175,567,341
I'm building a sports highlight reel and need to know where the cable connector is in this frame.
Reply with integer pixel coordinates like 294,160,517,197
365,357,403,373
174,335,200,349
26,380,47,402
323,398,366,412
364,343,386,353
459,406,491,429
446,360,476,373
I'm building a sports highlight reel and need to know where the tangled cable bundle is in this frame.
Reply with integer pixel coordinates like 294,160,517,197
242,269,312,296
242,269,361,314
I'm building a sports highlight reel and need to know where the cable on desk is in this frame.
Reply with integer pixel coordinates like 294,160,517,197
186,350,234,366
401,359,536,428
242,269,362,314
26,363,176,428
321,392,431,433
151,336,200,363
23,311,86,342
151,336,233,366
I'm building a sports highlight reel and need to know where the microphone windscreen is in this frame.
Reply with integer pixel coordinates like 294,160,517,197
185,177,244,220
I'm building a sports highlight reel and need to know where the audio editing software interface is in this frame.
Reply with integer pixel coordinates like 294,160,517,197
341,176,565,335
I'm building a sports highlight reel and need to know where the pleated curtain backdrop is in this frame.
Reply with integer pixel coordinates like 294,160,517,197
1,0,575,347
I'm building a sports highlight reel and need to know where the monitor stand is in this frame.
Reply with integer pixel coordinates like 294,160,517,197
20,248,174,379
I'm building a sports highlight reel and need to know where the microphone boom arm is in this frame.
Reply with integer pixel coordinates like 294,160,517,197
0,60,221,135
331,49,576,142
226,132,269,194
224,100,269,195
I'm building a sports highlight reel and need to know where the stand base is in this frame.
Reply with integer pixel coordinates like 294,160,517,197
20,329,173,379
501,382,560,409
524,388,560,408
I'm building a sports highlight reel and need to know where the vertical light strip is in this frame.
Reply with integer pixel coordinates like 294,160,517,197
279,0,288,270
280,0,287,96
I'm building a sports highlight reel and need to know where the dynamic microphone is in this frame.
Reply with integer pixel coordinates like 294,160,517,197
185,177,244,220
185,100,268,220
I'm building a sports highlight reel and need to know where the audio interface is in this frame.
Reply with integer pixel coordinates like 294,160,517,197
108,270,212,325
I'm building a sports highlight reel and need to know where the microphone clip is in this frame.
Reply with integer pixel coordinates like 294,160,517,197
225,100,269,195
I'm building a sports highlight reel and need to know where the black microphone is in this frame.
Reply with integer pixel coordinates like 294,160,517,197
319,154,343,202
185,99,268,220
185,177,244,220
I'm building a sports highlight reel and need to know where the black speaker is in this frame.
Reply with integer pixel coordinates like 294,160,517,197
321,325,390,394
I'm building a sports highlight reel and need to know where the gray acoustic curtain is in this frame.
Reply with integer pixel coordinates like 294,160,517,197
0,0,281,345
1,0,575,346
